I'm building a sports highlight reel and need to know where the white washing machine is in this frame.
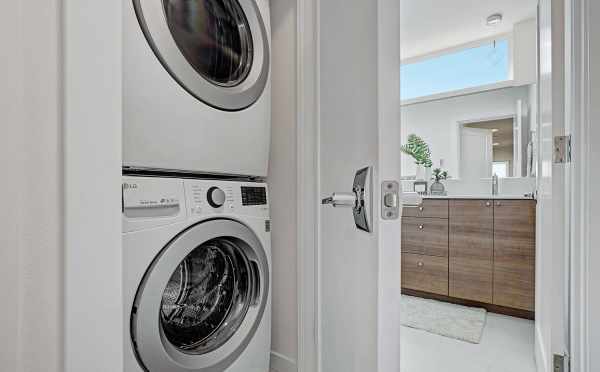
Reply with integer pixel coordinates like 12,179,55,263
123,176,271,372
123,0,271,177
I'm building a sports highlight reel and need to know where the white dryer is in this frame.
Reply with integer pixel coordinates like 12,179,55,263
123,0,271,177
123,176,271,372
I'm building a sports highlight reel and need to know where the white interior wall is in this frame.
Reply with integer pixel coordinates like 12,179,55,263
401,86,530,179
0,1,24,370
268,1,299,371
0,2,63,371
63,0,123,371
514,18,539,85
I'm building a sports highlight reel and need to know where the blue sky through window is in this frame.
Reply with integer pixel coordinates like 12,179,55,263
401,40,510,100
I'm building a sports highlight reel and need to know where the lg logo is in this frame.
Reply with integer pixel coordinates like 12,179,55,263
123,183,139,190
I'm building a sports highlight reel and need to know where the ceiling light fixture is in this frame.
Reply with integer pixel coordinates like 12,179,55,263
486,13,503,26
491,128,499,132
493,142,500,146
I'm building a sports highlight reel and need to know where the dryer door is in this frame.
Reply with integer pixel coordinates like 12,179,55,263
132,219,269,372
133,0,270,111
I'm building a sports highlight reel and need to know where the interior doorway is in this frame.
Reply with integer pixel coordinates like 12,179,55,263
398,0,563,371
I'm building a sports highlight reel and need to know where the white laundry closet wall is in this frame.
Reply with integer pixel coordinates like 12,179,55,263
268,1,299,371
0,1,63,371
0,1,123,371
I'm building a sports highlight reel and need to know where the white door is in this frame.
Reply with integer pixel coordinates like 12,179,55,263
315,0,401,371
537,0,570,370
460,128,493,180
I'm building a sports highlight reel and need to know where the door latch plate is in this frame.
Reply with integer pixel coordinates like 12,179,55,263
381,181,400,220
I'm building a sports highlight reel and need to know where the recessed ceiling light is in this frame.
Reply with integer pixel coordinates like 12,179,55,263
493,142,500,146
491,128,499,132
487,13,503,26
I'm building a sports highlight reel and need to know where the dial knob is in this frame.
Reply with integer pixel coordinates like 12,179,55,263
207,187,226,208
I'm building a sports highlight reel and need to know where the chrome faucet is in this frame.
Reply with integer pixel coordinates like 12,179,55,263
492,174,499,196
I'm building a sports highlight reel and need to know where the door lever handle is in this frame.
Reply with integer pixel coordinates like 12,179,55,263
321,166,373,232
322,196,334,205
321,192,357,208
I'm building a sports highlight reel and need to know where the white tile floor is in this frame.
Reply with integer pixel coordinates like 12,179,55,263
401,312,537,372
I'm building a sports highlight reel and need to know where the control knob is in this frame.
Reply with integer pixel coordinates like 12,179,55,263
207,187,226,208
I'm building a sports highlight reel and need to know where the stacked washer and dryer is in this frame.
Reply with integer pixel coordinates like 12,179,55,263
122,1,272,371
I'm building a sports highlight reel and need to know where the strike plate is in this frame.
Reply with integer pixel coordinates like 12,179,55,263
381,181,400,220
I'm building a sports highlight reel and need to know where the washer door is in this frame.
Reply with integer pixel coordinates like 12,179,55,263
133,0,270,111
132,219,269,372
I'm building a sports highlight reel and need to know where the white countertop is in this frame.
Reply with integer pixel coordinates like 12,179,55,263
422,194,535,200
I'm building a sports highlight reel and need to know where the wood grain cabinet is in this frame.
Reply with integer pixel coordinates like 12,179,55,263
401,198,536,317
402,199,449,219
402,253,449,295
401,200,449,295
493,200,536,311
402,217,449,257
449,200,494,303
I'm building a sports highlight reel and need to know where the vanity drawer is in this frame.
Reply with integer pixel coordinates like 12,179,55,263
401,253,449,296
402,217,449,257
402,199,449,219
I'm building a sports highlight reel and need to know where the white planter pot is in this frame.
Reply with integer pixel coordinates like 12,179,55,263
415,165,425,180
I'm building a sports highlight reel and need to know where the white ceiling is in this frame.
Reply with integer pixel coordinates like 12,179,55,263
401,0,537,61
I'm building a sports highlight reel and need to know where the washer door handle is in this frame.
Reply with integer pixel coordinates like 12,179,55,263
250,261,261,307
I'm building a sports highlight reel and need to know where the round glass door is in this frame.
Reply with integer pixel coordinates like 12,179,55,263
160,237,256,355
133,0,270,111
163,0,254,87
131,219,269,372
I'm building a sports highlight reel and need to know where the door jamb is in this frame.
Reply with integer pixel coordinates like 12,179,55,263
566,0,592,370
296,0,320,370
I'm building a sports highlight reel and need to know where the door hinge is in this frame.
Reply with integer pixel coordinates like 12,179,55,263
553,353,570,372
553,135,572,164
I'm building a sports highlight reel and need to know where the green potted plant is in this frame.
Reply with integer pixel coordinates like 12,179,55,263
401,134,432,180
430,168,450,195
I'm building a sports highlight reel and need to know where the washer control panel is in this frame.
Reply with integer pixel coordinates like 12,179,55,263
122,177,269,233
241,186,268,206
185,179,269,218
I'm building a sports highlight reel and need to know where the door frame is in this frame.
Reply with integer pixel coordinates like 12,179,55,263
295,0,402,371
566,0,594,370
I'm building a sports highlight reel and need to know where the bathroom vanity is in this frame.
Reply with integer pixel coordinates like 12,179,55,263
401,196,536,319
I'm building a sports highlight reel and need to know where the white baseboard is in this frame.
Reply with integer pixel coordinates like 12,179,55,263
535,325,549,372
270,351,298,372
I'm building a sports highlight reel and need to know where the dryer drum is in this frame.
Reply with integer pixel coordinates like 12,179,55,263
163,0,254,87
160,237,256,354
132,0,270,111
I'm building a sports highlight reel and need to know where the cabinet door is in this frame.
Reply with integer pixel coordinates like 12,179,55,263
449,200,494,303
402,199,449,219
401,253,449,296
493,200,536,311
401,217,449,257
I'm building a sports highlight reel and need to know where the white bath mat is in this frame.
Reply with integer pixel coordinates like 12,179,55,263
400,295,487,344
